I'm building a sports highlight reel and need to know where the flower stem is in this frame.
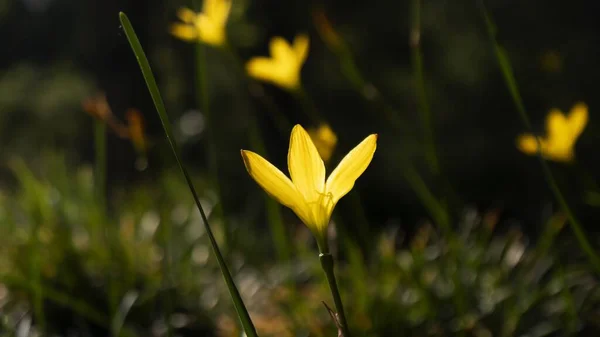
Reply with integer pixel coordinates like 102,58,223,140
319,253,351,337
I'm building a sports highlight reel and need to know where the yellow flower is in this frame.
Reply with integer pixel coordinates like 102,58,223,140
241,125,377,252
246,35,309,91
308,124,338,162
170,0,231,47
517,102,588,162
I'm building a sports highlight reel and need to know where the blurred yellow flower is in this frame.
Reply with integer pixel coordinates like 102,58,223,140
517,102,588,162
241,125,377,252
246,35,309,91
170,0,231,47
308,124,338,162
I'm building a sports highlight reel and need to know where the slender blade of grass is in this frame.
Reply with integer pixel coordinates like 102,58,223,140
478,1,600,275
118,12,258,337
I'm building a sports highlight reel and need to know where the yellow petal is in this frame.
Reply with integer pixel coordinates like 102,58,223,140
176,7,197,23
288,125,325,203
545,109,570,145
568,102,588,138
170,23,198,41
269,37,295,63
292,34,310,65
516,134,540,155
308,124,338,162
241,150,303,210
196,15,224,46
246,57,278,82
325,134,377,204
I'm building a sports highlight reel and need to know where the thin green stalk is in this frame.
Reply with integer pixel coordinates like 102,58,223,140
159,207,174,337
479,1,600,275
94,121,107,211
94,119,120,321
194,42,231,253
119,13,258,337
319,253,352,337
410,0,440,176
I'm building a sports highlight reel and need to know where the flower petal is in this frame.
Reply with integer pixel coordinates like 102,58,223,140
325,134,377,204
568,102,588,138
270,37,295,62
546,109,570,145
246,57,278,82
176,7,197,23
288,125,325,203
516,134,541,155
292,34,310,65
170,23,198,41
241,150,302,210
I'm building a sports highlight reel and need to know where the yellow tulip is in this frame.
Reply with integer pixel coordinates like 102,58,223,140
246,35,309,91
517,102,588,162
241,125,377,252
170,0,231,47
308,123,338,162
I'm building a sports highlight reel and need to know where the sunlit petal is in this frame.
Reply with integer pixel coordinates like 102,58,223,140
288,125,325,203
568,102,588,138
241,150,303,210
292,34,310,65
516,134,540,155
308,123,338,162
246,57,278,82
170,24,198,41
325,134,377,204
270,37,295,62
176,7,197,23
546,109,570,145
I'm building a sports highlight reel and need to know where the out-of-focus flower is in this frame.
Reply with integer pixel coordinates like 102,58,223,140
82,94,129,138
246,35,309,91
307,123,337,162
517,102,588,162
312,8,342,51
170,0,231,47
125,109,147,154
241,125,377,252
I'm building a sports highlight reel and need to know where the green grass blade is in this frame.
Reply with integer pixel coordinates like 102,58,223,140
478,2,600,275
118,12,258,337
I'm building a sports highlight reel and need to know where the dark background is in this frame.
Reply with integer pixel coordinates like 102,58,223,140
2,0,599,236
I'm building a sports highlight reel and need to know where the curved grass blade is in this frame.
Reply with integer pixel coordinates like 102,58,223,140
118,12,258,337
478,1,600,275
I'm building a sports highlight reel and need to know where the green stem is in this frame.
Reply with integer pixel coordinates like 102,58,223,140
319,253,351,337
195,42,230,252
94,120,107,211
119,13,258,336
479,1,600,276
410,0,440,176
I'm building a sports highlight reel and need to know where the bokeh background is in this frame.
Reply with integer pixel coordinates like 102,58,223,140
1,0,600,336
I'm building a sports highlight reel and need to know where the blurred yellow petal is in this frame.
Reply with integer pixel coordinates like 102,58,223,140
176,7,197,23
170,23,198,41
246,57,278,82
288,125,325,203
308,124,337,162
516,134,540,155
568,102,588,138
325,134,377,205
269,37,295,62
241,150,303,210
292,34,310,65
545,109,570,145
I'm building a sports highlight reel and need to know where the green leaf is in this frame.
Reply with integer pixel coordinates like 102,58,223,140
118,12,258,337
